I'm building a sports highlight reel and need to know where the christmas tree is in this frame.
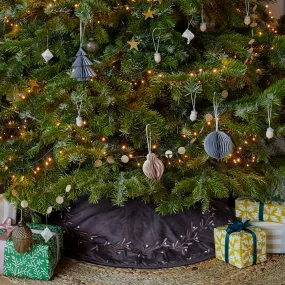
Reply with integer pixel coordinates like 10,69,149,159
0,0,284,216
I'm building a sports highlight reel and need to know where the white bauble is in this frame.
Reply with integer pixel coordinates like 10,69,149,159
143,153,164,181
76,116,83,127
56,196,64,204
165,150,173,158
266,127,274,139
190,110,198,122
46,206,53,214
21,200,29,208
178,147,186,155
121,155,129,163
200,22,207,32
154,52,161,63
244,15,251,25
94,159,103,167
65,185,72,192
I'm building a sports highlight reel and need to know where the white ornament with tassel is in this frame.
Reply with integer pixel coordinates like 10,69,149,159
152,28,162,64
266,103,274,139
143,125,164,181
244,0,251,25
200,5,207,32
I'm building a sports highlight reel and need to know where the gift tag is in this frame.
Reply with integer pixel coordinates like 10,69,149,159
41,49,54,63
41,227,53,242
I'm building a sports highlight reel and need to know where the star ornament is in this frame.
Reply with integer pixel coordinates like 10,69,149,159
127,38,139,51
143,8,154,20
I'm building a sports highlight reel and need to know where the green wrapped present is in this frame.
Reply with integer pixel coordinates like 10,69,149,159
0,223,63,280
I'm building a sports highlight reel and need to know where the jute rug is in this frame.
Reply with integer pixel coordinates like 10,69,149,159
7,255,285,285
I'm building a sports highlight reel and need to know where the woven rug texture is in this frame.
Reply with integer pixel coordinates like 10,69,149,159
7,255,285,285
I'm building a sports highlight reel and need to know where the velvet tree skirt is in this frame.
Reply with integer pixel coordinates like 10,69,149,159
49,196,234,268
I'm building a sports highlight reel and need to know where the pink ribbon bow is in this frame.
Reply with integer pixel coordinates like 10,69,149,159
0,218,15,274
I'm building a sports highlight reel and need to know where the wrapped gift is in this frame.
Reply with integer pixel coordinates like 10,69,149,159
0,195,16,225
236,197,285,224
214,220,267,268
250,221,285,253
0,222,63,280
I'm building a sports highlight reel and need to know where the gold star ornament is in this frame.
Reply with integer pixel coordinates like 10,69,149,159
143,8,154,20
127,38,139,51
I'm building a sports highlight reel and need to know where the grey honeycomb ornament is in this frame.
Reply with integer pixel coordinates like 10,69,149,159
71,48,97,82
204,131,233,159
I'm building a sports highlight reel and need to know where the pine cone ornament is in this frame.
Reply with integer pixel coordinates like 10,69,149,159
143,153,164,181
12,221,32,254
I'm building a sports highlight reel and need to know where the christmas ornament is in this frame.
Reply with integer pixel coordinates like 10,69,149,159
182,29,195,45
205,113,213,122
12,190,18,197
21,200,28,208
85,37,99,53
27,79,39,90
46,206,53,214
41,31,54,63
56,196,64,204
107,156,115,164
204,94,233,159
190,92,198,122
42,49,54,63
12,221,32,254
222,90,228,98
71,48,96,81
143,8,154,20
244,0,251,25
71,20,96,81
178,147,186,155
76,116,83,127
165,150,173,158
152,29,161,63
143,125,164,181
121,155,129,163
200,5,207,32
65,185,72,192
41,227,53,243
128,37,139,51
94,159,103,167
266,102,274,139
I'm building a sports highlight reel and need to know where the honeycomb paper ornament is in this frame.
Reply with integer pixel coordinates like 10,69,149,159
41,227,53,242
41,49,54,62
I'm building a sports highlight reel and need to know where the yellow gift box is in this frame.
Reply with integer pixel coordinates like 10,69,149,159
214,224,267,268
236,197,285,224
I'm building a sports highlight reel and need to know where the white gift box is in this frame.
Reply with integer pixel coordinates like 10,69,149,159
250,221,285,253
0,194,17,225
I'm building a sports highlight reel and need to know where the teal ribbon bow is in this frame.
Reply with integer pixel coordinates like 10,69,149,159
225,220,257,265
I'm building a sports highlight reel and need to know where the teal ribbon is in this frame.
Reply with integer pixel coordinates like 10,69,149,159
259,202,264,221
224,220,257,265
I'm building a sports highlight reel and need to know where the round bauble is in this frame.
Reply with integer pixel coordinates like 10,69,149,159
190,110,198,122
85,37,99,53
204,131,233,159
107,156,115,164
178,147,186,155
121,155,129,163
205,113,213,122
76,116,83,127
94,159,103,168
222,90,228,98
47,206,53,214
200,22,207,32
165,150,173,158
21,200,29,208
65,185,72,193
12,221,32,254
12,190,18,197
154,52,161,63
244,15,251,25
143,153,164,181
266,127,274,139
56,196,64,205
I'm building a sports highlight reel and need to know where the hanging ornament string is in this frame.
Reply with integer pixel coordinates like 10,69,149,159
201,5,204,23
75,99,83,118
268,103,272,129
152,28,162,63
79,19,87,48
245,0,250,17
146,124,152,154
213,92,219,131
191,93,196,112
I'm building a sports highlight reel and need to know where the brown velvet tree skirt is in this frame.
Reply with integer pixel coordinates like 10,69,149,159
6,255,285,285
